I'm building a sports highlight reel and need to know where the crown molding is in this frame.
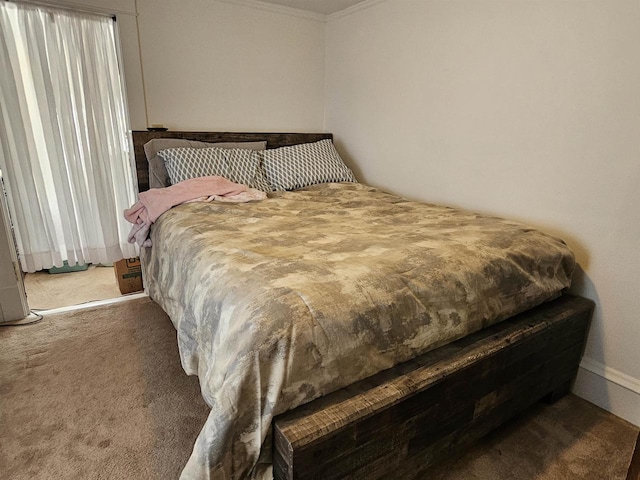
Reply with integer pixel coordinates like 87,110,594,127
217,0,327,23
12,0,136,16
327,0,387,22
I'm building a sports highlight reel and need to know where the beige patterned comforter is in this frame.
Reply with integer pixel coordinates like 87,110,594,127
142,183,574,480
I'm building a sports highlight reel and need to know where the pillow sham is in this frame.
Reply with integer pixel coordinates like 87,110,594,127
144,139,267,189
261,139,356,191
159,147,272,192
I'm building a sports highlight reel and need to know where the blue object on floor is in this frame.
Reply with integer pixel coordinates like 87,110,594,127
48,261,89,274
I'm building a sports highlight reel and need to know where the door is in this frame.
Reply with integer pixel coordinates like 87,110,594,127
0,169,29,322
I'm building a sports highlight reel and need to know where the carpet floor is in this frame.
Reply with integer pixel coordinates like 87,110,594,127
23,265,123,310
0,297,637,479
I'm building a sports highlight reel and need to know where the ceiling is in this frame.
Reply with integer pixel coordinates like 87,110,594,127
258,0,368,15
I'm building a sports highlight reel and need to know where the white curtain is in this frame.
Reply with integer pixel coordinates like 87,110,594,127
0,1,138,273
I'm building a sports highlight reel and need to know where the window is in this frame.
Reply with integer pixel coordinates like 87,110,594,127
0,2,137,273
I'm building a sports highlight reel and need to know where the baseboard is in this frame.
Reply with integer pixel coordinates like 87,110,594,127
36,292,148,316
572,357,640,427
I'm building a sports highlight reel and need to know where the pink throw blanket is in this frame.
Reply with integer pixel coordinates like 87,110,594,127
124,176,267,247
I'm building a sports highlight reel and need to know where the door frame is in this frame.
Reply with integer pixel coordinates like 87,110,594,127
0,169,29,322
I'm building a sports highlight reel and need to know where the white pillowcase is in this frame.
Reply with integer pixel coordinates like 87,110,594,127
261,139,357,191
158,147,272,192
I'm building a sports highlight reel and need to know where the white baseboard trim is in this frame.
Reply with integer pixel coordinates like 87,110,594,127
572,357,640,427
580,356,640,395
35,292,148,316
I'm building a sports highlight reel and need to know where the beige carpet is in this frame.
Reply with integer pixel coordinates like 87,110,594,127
425,395,637,479
0,297,208,480
0,297,637,479
23,265,123,310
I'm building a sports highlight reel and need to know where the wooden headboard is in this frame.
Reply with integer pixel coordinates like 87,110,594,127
131,131,333,192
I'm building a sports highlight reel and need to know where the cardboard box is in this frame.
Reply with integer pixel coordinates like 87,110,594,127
114,257,143,294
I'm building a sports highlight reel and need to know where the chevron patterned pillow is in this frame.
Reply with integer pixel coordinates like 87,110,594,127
159,147,272,192
261,139,357,191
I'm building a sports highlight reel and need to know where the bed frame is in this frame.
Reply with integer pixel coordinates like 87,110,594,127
131,130,593,479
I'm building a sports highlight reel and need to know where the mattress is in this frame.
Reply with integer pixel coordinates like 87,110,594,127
142,182,575,480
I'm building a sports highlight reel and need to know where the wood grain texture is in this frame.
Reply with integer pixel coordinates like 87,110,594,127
273,294,593,480
131,131,333,192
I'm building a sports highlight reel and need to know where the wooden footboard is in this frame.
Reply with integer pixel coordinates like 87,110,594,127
273,294,593,480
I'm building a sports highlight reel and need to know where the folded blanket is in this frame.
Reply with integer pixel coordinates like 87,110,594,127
124,176,267,247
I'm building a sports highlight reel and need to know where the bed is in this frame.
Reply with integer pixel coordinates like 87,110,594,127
131,131,593,480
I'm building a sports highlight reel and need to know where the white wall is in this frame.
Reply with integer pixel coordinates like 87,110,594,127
25,0,328,132
135,0,326,132
326,0,640,425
